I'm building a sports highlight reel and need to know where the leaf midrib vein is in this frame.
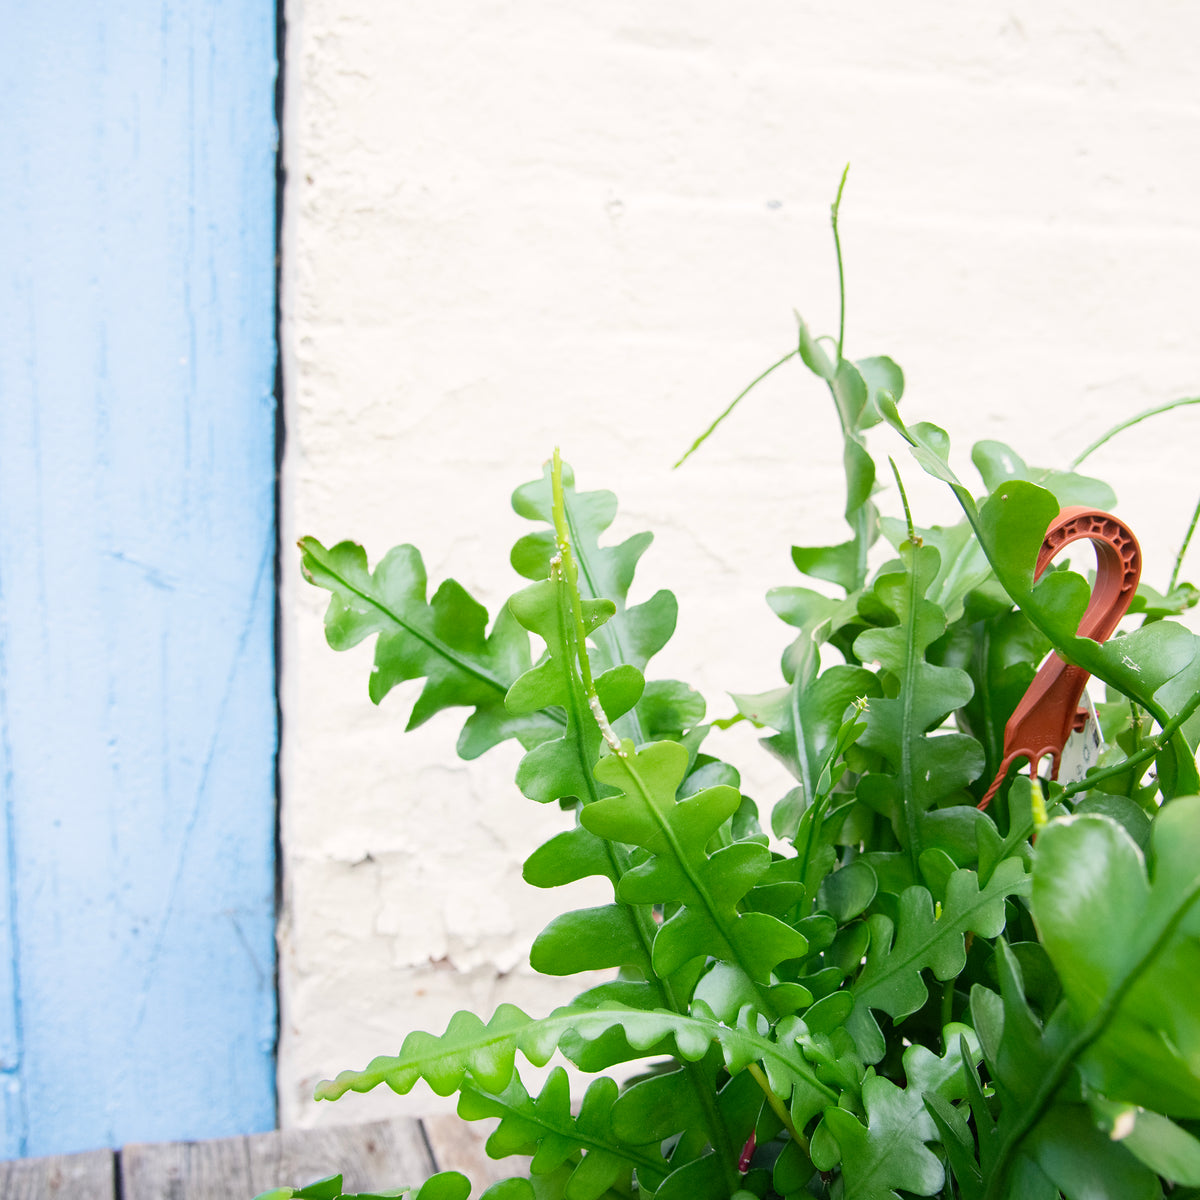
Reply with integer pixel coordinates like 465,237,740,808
325,559,567,726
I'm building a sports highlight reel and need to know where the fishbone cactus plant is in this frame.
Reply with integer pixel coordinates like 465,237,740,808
264,207,1200,1200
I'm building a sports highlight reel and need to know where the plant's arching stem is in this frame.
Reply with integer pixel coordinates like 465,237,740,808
747,1062,807,1150
832,163,851,360
1070,395,1200,469
889,456,918,546
673,349,798,468
899,544,926,868
676,165,853,469
551,448,623,755
1169,491,1200,593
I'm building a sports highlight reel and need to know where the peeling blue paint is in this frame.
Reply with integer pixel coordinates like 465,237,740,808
0,1,277,1158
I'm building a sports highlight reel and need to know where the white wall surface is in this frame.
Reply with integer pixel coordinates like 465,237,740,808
279,0,1200,1128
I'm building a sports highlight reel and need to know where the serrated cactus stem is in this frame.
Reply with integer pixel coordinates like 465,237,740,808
551,448,624,755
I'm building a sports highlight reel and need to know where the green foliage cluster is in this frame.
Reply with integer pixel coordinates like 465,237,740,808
266,214,1200,1200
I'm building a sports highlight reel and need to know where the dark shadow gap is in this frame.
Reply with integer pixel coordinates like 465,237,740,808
112,1147,125,1200
271,0,288,1135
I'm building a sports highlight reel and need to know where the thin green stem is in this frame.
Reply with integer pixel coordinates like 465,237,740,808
673,349,798,468
560,498,648,744
977,627,999,787
889,456,917,544
1069,396,1200,469
826,371,871,590
786,666,818,823
1169,492,1200,592
747,1061,807,1150
831,163,851,360
796,708,866,911
796,750,839,908
551,451,596,696
1059,685,1200,800
551,449,622,753
900,545,925,870
940,979,955,1041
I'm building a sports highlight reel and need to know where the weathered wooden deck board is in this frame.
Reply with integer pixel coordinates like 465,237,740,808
120,1117,435,1199
1,1116,519,1199
0,1147,115,1199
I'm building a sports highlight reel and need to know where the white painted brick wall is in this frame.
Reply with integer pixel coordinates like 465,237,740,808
279,0,1200,1127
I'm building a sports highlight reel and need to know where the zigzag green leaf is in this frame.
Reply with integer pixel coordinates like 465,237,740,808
510,461,704,749
458,1067,669,1200
848,858,1029,1062
315,1005,535,1101
820,1026,982,1200
555,1005,841,1133
628,1061,763,1200
506,534,742,1166
580,740,808,1007
510,462,677,678
609,1036,806,1191
735,583,880,828
853,543,985,856
299,538,554,759
521,821,677,1064
314,1002,840,1133
790,343,900,594
505,578,643,804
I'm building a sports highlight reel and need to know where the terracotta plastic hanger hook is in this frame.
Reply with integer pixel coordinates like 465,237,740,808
977,506,1142,811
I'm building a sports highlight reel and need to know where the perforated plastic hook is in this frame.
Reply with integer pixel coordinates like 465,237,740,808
977,506,1142,811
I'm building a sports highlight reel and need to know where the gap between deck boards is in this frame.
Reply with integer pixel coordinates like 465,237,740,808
0,1115,511,1200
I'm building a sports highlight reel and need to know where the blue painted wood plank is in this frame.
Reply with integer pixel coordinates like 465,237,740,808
0,1,278,1158
0,720,21,1154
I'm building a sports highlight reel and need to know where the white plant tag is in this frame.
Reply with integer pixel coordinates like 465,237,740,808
1058,690,1103,786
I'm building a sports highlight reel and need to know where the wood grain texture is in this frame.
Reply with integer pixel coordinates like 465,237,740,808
1,1117,511,1198
0,1,278,1158
120,1119,435,1199
0,1148,115,1199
